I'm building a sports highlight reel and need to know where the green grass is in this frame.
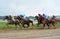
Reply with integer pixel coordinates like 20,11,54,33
0,22,15,29
0,22,60,29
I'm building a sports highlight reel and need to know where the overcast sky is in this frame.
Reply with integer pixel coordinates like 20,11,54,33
0,0,60,16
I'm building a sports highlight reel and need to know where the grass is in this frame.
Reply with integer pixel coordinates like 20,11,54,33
0,22,60,29
0,22,15,29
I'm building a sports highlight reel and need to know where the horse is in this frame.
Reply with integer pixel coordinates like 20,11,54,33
48,16,57,29
34,16,50,29
15,16,33,28
3,16,22,29
35,15,56,29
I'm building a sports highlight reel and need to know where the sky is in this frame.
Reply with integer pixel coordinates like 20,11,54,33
0,0,60,16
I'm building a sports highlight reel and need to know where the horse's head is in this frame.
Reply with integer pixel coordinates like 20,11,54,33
3,16,8,20
34,16,38,20
35,16,38,19
15,16,22,20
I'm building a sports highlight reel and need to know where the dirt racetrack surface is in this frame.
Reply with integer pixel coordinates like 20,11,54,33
0,28,60,39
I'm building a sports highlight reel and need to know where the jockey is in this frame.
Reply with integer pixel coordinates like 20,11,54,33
9,15,12,20
9,15,15,21
19,13,27,19
20,13,26,17
20,15,24,18
11,16,15,21
52,15,56,19
52,15,56,21
38,14,42,19
42,13,49,20
37,14,42,24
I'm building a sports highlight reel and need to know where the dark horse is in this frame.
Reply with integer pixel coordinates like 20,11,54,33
15,16,33,28
35,15,56,29
3,16,21,29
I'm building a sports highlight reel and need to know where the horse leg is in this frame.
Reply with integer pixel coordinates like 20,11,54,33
27,23,30,28
43,24,45,29
47,23,50,29
22,24,25,28
18,23,22,29
31,22,34,29
52,23,56,29
15,24,17,29
31,21,33,25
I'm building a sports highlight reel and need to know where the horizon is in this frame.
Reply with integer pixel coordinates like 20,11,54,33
0,0,60,16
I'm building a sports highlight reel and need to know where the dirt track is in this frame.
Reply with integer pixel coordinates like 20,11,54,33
0,28,60,39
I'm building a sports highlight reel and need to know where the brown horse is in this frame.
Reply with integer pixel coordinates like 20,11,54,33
35,15,56,29
35,16,50,29
48,17,56,29
3,16,22,29
15,16,33,28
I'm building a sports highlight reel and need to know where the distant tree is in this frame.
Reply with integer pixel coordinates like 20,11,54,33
0,16,3,19
28,16,34,19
